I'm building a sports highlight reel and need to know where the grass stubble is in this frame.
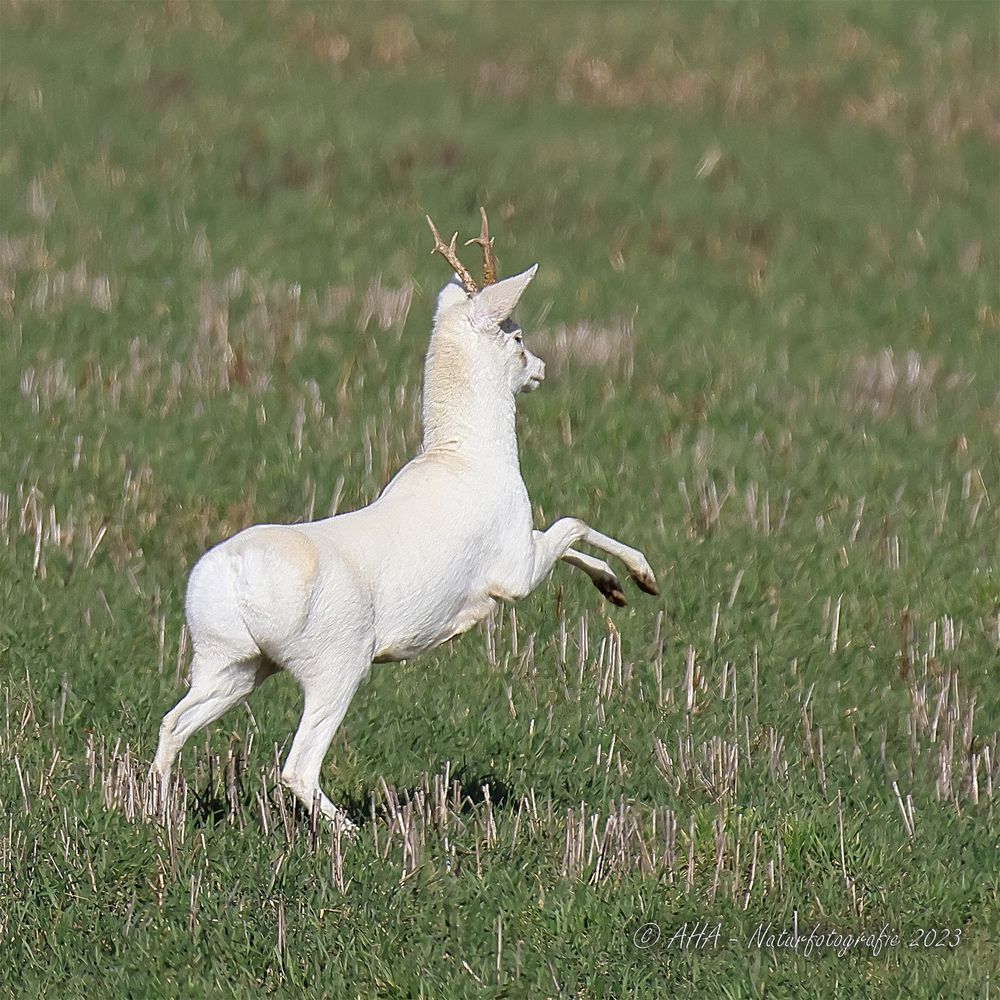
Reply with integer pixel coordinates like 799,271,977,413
1,2,998,996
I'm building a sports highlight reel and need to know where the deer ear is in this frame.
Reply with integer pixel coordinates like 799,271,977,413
435,276,470,319
470,264,538,330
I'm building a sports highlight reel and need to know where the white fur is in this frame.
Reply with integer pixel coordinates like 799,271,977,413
152,263,657,826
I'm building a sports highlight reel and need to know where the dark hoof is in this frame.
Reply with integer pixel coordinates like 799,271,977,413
633,572,659,597
595,576,628,606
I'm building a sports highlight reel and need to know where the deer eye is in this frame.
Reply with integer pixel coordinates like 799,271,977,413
513,333,523,345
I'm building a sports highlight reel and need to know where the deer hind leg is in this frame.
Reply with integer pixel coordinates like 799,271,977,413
280,649,371,831
152,650,274,795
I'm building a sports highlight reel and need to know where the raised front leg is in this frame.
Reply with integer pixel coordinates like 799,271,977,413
527,519,658,597
561,548,628,606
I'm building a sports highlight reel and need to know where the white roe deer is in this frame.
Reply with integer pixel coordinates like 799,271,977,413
152,210,658,827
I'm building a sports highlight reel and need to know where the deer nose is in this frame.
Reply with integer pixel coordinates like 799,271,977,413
537,360,546,380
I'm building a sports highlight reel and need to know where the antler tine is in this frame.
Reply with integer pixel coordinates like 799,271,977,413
425,214,479,296
465,206,498,285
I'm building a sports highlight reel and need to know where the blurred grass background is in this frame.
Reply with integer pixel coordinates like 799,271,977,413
1,2,998,996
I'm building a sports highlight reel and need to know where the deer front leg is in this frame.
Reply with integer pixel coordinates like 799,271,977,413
561,548,628,606
528,519,658,597
578,524,659,595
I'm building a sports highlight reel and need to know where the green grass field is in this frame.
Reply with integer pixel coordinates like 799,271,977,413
1,2,998,996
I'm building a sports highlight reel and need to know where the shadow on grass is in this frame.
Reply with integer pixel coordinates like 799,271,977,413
185,761,514,831
339,763,514,828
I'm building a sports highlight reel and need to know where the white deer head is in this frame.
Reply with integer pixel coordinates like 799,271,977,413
422,212,545,455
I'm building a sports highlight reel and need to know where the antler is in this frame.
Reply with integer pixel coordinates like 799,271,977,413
465,206,498,286
425,215,479,296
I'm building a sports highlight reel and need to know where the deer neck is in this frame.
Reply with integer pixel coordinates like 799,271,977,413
420,338,520,467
